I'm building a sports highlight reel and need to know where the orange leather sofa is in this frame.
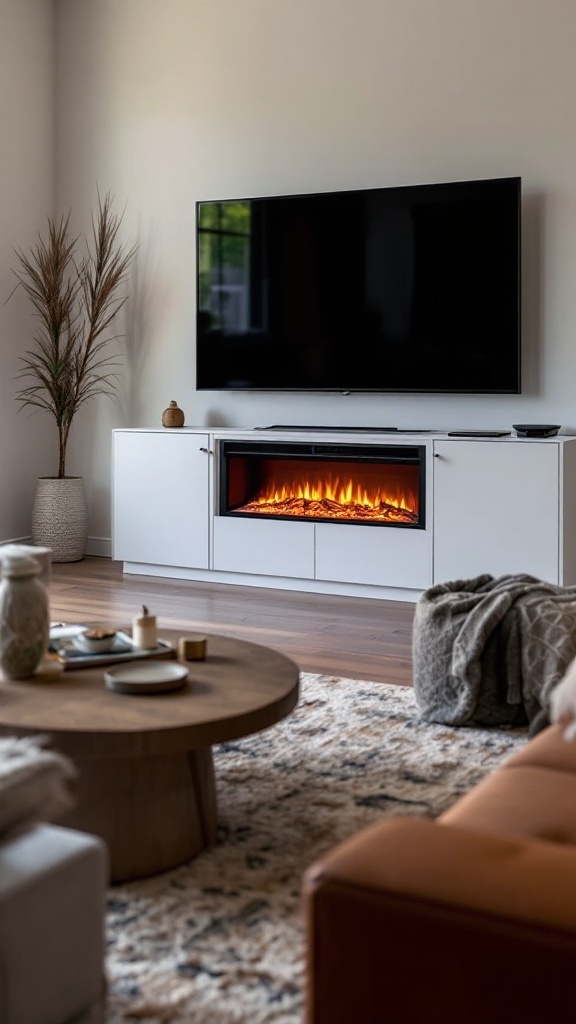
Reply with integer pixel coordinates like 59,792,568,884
303,723,576,1024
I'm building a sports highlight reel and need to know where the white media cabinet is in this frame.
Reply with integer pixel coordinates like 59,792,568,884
112,428,576,602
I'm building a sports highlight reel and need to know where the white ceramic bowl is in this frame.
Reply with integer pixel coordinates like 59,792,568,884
73,628,117,653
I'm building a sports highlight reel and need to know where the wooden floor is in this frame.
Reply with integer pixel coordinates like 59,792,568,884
49,557,416,686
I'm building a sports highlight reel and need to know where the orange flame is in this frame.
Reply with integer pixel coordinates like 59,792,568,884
235,473,418,523
262,476,415,511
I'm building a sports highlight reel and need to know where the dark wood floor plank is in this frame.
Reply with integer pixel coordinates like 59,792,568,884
49,557,416,686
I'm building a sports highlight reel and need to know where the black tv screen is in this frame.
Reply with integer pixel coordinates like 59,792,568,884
196,176,521,394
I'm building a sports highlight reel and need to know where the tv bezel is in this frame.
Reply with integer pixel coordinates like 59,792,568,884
195,176,522,396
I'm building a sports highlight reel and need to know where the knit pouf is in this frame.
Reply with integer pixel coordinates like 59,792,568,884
31,477,88,563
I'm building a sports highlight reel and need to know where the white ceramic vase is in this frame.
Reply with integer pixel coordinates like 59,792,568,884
31,477,88,563
0,554,49,679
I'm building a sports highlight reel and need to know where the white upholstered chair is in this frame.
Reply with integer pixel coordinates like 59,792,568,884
0,736,108,1024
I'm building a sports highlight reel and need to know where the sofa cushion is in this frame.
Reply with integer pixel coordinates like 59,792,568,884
439,764,576,845
304,817,576,1024
504,722,576,773
0,735,77,842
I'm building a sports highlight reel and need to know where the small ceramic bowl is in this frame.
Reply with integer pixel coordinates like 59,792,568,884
73,628,118,654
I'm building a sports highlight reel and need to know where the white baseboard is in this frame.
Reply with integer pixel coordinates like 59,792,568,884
85,537,112,558
121,561,422,602
0,536,112,559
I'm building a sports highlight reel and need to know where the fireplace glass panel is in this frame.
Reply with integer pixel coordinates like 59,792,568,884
220,443,424,528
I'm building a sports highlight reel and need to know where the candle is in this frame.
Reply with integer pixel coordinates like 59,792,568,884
132,605,157,649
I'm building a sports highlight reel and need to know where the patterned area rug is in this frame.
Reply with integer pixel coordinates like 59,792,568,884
105,673,527,1023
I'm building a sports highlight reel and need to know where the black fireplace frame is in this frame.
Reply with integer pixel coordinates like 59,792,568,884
218,440,426,529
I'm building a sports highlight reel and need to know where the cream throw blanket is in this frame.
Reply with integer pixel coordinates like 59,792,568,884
412,574,576,732
0,735,76,841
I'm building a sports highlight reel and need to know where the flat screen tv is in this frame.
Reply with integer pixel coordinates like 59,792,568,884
196,176,521,394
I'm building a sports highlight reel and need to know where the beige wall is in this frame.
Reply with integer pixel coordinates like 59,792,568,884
3,0,576,548
0,0,56,543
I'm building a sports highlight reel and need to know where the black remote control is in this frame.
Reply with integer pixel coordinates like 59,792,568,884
447,430,511,438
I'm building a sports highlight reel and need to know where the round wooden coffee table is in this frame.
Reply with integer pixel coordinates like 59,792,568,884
0,631,299,883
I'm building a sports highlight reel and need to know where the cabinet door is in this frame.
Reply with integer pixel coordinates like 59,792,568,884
433,440,560,584
112,432,211,569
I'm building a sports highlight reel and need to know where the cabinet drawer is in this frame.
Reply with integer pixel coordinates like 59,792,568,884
213,516,315,578
315,522,432,589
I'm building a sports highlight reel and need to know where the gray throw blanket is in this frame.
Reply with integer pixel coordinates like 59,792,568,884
412,573,576,732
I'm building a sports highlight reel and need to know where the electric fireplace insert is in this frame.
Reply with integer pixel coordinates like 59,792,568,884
219,441,425,528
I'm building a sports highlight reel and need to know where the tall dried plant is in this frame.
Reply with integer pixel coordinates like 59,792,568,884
8,192,138,478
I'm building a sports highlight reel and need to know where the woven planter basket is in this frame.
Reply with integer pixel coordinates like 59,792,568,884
31,477,88,563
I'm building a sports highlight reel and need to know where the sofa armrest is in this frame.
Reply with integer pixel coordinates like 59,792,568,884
0,823,108,1024
303,816,576,1024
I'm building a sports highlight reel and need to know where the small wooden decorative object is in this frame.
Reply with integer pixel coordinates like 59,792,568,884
178,634,207,661
161,401,185,428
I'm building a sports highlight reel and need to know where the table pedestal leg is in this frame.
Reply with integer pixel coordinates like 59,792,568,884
55,746,218,883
